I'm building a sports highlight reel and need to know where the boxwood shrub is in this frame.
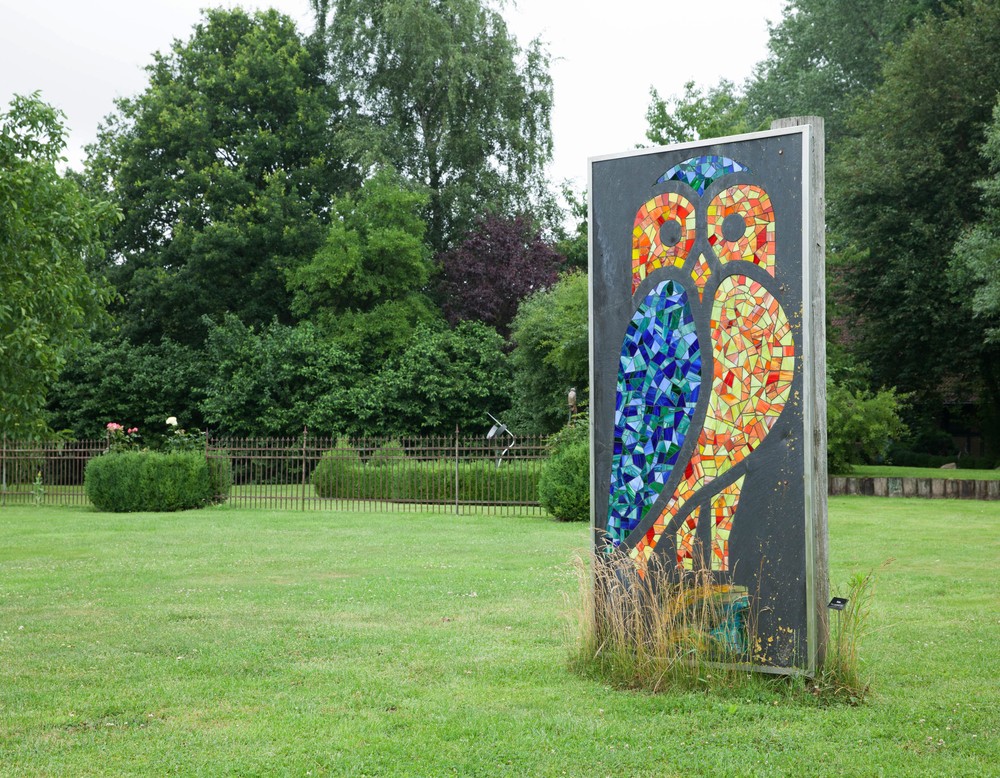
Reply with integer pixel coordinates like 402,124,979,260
85,451,218,512
537,440,590,521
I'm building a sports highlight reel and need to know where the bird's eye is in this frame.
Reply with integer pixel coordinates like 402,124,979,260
707,185,775,276
631,193,696,293
721,213,746,243
660,220,682,246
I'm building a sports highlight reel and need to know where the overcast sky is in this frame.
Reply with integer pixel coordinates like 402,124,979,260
0,0,786,189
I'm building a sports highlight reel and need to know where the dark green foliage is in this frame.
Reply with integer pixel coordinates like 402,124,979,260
87,7,353,346
552,187,588,272
311,445,539,503
827,382,908,474
201,316,359,437
84,451,214,512
537,439,589,522
835,0,1000,453
322,295,445,366
950,101,1000,341
356,322,513,437
0,95,118,438
319,0,554,249
207,455,233,504
46,335,209,440
509,272,589,434
286,166,442,363
287,167,432,319
369,440,406,468
744,0,945,145
886,447,998,470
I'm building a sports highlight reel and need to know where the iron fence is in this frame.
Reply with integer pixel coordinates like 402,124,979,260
208,432,548,514
1,432,549,514
1,438,105,507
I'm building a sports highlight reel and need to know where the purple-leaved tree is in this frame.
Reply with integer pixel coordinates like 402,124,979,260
435,215,563,337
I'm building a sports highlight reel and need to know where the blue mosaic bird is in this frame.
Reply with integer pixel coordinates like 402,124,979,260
605,279,702,546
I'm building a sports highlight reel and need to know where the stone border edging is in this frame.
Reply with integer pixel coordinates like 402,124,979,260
829,476,1000,500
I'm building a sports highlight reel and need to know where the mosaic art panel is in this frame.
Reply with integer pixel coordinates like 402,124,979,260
592,128,819,671
631,193,695,292
606,280,701,545
657,155,748,196
629,274,794,570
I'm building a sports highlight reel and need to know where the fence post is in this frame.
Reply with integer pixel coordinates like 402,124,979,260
2,435,6,507
454,424,459,516
302,426,308,511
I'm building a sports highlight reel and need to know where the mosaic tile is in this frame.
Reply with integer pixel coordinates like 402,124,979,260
689,253,712,301
657,155,748,196
607,280,701,545
707,185,775,275
676,505,700,567
632,193,696,292
710,476,744,571
630,275,794,570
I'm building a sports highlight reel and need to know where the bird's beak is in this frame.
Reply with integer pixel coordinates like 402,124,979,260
690,252,712,302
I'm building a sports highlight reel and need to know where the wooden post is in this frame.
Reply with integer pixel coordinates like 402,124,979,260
772,116,829,675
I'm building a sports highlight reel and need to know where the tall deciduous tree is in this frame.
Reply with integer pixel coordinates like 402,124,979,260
745,0,945,145
950,100,1000,344
509,272,589,434
645,80,756,146
0,95,117,438
835,0,1000,451
286,166,442,362
318,0,554,250
435,214,562,337
87,8,355,346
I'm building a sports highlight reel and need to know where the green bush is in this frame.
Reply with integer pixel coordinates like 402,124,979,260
827,382,908,474
311,439,364,498
538,440,590,521
368,440,406,467
207,454,233,504
84,451,214,512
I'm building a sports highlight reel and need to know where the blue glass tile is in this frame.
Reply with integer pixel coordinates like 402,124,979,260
657,155,748,195
606,280,701,544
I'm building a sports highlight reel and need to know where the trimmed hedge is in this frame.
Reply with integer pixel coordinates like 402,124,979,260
537,440,590,521
85,451,221,512
311,444,540,503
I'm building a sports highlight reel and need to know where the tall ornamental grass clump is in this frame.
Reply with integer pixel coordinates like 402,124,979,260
85,451,216,512
570,551,754,692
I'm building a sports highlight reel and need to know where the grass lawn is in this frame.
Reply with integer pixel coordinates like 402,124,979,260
840,465,1000,480
1,498,996,776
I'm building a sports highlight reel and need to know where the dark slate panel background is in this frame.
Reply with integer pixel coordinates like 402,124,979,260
590,132,809,669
